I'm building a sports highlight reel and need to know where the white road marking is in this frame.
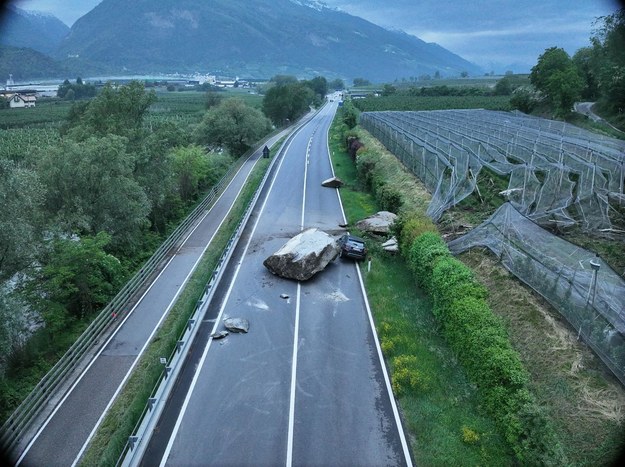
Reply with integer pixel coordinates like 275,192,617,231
285,283,301,467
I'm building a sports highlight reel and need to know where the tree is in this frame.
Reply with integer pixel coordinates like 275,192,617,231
546,68,584,117
572,47,600,100
195,98,272,157
591,9,625,116
381,84,397,96
270,75,298,86
171,145,211,202
0,159,44,281
494,77,513,96
134,122,186,232
510,87,539,114
205,90,224,109
353,78,370,87
530,47,582,116
36,135,151,249
64,81,156,142
460,71,469,78
262,82,314,125
305,76,328,99
38,232,123,319
329,78,344,90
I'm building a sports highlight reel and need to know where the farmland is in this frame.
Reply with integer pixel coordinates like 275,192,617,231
352,94,512,112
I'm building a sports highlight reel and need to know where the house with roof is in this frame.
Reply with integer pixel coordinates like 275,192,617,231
3,92,37,108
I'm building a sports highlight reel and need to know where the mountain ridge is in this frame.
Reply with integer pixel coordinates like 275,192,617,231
0,6,69,55
1,0,482,82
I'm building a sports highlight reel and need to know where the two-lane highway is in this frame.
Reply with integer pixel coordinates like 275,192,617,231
141,98,413,466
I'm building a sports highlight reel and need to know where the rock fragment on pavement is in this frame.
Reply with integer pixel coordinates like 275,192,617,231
223,318,250,333
321,176,344,188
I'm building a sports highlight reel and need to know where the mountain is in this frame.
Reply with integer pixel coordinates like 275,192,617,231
55,0,481,81
0,45,69,81
0,6,70,55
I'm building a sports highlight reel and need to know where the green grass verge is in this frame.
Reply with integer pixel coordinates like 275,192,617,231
79,151,275,466
329,120,514,464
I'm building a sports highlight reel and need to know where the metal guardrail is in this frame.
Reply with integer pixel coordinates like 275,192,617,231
0,139,264,458
118,115,313,466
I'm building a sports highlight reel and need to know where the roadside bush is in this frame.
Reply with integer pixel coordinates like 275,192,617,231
393,214,437,253
406,232,449,292
391,355,426,396
462,426,480,444
377,184,403,213
431,257,488,312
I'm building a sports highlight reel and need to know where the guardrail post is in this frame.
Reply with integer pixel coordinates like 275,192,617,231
187,319,195,330
128,436,139,451
148,398,157,410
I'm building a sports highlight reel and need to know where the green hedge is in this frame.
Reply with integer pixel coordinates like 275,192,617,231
404,231,565,464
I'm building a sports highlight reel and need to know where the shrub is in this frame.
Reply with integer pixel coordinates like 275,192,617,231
394,214,437,253
431,256,485,311
407,232,449,291
461,426,480,444
391,355,426,396
377,184,403,213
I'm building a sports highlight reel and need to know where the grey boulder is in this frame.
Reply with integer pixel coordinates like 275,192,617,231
263,228,339,281
321,177,344,188
224,318,250,333
355,211,398,235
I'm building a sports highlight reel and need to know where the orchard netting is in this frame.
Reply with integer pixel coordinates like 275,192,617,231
360,110,625,230
359,109,625,385
448,203,625,385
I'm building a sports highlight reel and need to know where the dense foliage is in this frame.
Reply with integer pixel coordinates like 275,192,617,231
512,9,625,125
195,98,272,157
262,79,315,125
57,78,97,100
0,81,278,421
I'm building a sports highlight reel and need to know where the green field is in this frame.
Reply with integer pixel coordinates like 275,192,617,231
0,88,265,130
352,94,512,112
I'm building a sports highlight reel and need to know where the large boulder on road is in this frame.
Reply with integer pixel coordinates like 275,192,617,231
263,228,339,281
355,211,398,235
321,177,344,188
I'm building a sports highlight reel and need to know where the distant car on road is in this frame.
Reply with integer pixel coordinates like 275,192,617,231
337,233,367,260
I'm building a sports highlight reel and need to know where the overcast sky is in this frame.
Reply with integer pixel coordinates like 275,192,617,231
10,0,624,72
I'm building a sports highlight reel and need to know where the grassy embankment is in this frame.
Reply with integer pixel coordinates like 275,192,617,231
80,146,277,465
330,102,625,464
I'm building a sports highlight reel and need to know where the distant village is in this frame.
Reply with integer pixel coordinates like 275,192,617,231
1,73,260,109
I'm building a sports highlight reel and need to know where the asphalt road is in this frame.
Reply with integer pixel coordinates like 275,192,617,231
141,98,413,467
15,129,290,467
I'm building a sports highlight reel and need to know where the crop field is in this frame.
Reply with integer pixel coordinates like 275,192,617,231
0,128,60,161
360,109,625,387
0,99,73,129
352,95,512,112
